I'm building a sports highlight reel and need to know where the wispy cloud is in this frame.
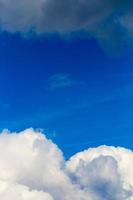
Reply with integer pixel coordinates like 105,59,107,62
48,73,77,90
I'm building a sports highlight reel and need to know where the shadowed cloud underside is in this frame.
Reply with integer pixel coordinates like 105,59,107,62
0,0,132,46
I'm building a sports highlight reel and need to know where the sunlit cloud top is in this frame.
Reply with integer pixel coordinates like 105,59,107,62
0,128,133,200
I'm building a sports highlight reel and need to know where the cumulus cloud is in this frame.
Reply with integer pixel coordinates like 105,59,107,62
0,0,132,43
0,128,133,200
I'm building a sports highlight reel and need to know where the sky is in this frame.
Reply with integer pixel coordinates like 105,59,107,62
0,0,133,199
0,1,132,158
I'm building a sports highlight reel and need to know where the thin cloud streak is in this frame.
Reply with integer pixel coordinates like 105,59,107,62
48,73,75,90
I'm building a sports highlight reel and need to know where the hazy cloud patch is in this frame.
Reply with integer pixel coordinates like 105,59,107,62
48,73,76,90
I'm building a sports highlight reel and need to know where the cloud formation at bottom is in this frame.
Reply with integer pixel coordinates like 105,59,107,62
0,128,133,200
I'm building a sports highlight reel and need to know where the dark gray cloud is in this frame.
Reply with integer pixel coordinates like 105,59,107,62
0,0,132,43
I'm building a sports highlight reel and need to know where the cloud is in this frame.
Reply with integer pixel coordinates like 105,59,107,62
48,73,75,90
0,0,132,43
0,128,133,199
67,146,133,200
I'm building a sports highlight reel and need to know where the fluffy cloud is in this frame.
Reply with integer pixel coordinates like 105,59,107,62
0,128,133,200
0,0,132,42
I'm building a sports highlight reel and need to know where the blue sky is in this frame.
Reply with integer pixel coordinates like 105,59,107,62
0,32,133,157
0,0,133,157
1,2,133,200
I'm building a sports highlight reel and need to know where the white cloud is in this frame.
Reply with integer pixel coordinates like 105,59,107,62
66,146,133,200
0,180,54,200
0,128,133,200
0,0,132,43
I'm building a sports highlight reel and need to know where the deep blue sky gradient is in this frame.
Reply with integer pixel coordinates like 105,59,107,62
0,32,133,157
